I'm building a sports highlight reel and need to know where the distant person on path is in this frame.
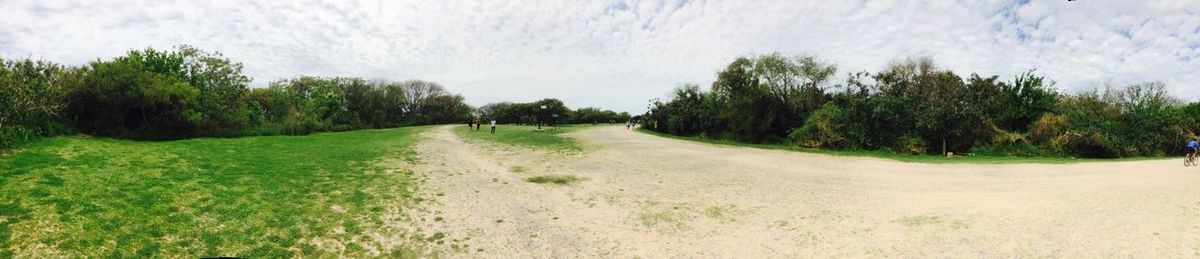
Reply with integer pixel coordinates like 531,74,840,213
1188,139,1198,162
474,118,481,131
490,120,496,134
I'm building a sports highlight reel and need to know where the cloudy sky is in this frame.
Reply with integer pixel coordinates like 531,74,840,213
2,0,1199,113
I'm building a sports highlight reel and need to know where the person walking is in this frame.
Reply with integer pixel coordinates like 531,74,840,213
474,118,481,131
490,120,496,134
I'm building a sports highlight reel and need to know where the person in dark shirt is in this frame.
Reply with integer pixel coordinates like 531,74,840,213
1187,139,1198,164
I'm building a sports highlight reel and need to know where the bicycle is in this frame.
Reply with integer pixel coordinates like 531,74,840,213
1186,153,1197,167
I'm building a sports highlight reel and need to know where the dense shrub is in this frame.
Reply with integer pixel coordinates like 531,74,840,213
894,134,928,155
253,77,472,135
1027,113,1068,144
1,46,476,150
789,103,845,148
0,58,82,149
65,46,255,139
1114,82,1184,156
645,54,1196,158
992,71,1059,132
68,48,205,139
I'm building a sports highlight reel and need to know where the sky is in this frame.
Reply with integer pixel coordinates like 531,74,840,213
2,0,1199,113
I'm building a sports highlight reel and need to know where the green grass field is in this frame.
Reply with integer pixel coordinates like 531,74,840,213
454,124,585,150
637,128,1162,164
0,127,430,257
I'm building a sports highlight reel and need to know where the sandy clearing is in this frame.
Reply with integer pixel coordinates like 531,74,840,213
407,125,1200,258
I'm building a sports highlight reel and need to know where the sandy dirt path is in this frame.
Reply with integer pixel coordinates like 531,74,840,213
408,125,1200,258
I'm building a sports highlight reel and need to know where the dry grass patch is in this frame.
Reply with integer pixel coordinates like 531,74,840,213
636,202,695,233
524,175,584,185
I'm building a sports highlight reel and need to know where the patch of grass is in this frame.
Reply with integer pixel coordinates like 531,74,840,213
893,214,969,229
455,125,585,151
508,166,527,173
701,204,746,221
637,202,693,232
894,215,943,227
637,128,1162,164
524,175,584,185
426,232,445,242
0,126,433,257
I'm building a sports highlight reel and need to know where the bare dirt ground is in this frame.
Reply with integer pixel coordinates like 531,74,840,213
407,125,1200,258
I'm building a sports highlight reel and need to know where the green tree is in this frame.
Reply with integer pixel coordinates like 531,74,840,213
179,46,252,136
1055,88,1122,158
0,58,83,148
68,48,203,139
752,53,837,138
1114,82,1183,156
995,70,1058,132
913,70,976,154
711,57,774,141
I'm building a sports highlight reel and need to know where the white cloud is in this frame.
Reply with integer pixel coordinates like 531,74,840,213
2,0,1198,112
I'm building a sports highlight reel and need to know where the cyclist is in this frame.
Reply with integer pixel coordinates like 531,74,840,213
1188,139,1199,165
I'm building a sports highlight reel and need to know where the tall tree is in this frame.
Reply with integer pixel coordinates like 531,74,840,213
995,70,1058,132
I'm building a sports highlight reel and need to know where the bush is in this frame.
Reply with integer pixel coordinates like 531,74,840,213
893,134,927,155
0,123,76,150
0,58,82,149
68,49,200,139
0,127,38,150
992,70,1059,132
280,114,325,136
1027,113,1068,145
1114,82,1183,156
646,55,1193,158
1053,90,1114,157
67,47,252,140
1051,131,1120,158
789,103,845,148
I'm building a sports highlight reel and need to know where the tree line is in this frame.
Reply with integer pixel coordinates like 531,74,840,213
475,99,630,126
644,53,1198,158
0,46,474,149
0,46,635,150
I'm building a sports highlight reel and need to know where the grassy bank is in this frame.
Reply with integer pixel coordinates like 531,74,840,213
454,124,586,150
0,127,431,257
637,128,1163,164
